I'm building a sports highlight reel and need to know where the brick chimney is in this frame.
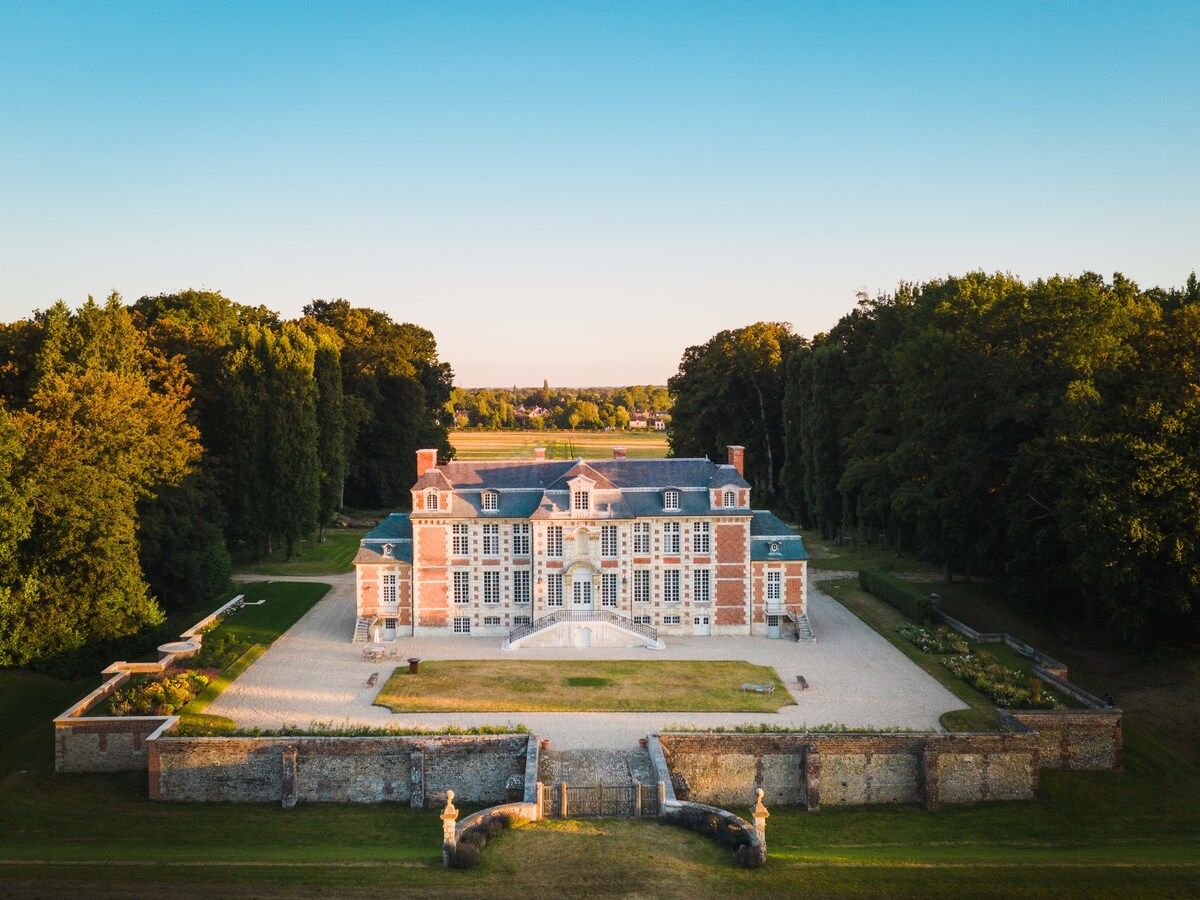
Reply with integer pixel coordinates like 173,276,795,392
612,447,627,459
727,445,745,477
534,447,546,460
416,448,438,478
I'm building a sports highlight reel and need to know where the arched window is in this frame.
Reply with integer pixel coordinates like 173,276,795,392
426,490,439,511
723,489,736,508
482,491,499,511
663,489,680,511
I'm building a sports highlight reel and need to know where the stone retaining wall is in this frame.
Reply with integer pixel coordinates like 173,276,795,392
148,732,531,806
998,709,1122,771
656,731,1040,811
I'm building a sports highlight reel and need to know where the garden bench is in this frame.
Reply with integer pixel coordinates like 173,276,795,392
796,675,809,690
366,672,379,687
740,683,775,694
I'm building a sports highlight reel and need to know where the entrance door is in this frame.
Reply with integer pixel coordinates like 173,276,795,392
383,617,398,641
573,580,593,609
767,615,781,639
693,615,711,636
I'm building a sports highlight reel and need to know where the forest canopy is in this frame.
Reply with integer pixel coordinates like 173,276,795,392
668,272,1200,647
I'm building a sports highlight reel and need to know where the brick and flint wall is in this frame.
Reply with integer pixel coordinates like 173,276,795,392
657,731,1041,811
148,733,529,806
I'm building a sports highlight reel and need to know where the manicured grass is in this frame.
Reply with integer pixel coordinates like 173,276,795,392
374,660,792,712
451,429,668,460
234,528,366,576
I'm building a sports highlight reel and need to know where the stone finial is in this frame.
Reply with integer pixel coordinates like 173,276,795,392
752,787,769,820
441,789,458,821
751,787,769,856
440,790,460,866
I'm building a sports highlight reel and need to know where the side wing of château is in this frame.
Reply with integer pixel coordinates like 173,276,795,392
353,445,808,642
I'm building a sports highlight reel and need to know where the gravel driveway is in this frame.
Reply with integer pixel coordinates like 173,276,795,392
207,571,967,749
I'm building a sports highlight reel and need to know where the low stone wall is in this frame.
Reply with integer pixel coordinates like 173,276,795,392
149,731,531,806
998,709,1122,771
656,731,1041,811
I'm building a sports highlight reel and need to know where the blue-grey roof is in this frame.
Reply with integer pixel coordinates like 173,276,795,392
357,513,414,563
749,511,808,561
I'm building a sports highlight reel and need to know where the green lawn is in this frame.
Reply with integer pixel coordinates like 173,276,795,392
451,429,669,460
374,660,792,713
234,529,366,576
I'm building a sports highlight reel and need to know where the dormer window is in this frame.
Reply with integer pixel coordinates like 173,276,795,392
482,491,499,512
382,543,394,558
572,489,590,512
723,489,736,508
663,489,680,511
769,541,780,554
426,490,439,511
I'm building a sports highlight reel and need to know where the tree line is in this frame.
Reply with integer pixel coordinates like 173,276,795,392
449,383,671,430
668,272,1200,647
0,292,451,667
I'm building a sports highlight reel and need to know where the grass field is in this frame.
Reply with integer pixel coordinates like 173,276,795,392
374,660,791,713
234,529,366,576
450,429,668,460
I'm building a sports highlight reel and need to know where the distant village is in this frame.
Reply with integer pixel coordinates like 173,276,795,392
448,384,671,431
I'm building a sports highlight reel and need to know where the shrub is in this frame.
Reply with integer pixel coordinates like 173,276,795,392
446,842,481,869
943,652,1059,710
734,842,765,868
108,671,210,716
897,623,969,655
191,633,251,670
859,570,934,624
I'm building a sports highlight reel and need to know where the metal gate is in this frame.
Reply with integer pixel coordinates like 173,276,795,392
541,782,660,818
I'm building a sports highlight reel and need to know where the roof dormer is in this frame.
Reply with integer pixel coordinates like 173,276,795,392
663,488,680,511
567,474,596,515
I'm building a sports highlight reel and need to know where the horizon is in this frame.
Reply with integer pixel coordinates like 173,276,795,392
2,3,1196,385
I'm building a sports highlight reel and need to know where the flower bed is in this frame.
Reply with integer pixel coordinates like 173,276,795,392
108,671,210,716
897,623,969,655
942,651,1059,710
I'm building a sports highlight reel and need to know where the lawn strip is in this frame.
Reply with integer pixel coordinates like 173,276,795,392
375,659,792,712
233,529,365,576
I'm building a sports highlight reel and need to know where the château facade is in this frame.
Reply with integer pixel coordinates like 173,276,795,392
352,446,809,642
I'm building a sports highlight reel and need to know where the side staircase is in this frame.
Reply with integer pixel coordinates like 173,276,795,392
352,617,372,643
792,613,815,642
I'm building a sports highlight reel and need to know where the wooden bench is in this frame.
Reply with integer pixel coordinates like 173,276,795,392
796,675,809,690
366,672,379,687
740,683,775,694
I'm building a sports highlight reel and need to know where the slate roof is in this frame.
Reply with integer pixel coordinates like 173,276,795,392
748,511,809,561
355,513,414,564
411,456,757,521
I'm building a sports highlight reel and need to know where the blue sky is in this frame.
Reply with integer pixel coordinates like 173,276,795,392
1,1,1196,386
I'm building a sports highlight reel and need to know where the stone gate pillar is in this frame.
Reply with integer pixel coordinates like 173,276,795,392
440,790,459,867
751,787,770,860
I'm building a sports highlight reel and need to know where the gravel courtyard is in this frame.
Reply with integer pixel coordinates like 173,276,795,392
207,571,967,749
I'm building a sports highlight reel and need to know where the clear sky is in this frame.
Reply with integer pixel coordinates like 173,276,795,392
1,1,1196,387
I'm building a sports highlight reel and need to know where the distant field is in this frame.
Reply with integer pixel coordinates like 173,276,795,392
451,429,669,460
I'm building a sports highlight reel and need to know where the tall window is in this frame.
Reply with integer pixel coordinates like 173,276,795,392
547,526,563,557
723,489,736,508
633,522,650,554
572,489,590,511
453,571,470,604
693,521,710,555
633,570,651,603
482,491,499,511
663,489,679,511
601,573,618,607
601,525,618,558
483,571,500,604
482,523,499,556
452,523,469,556
453,616,471,634
767,571,781,602
383,573,397,604
693,569,711,603
663,570,681,603
547,573,564,607
426,491,439,511
573,580,592,605
663,522,681,555
512,523,530,556
513,570,531,604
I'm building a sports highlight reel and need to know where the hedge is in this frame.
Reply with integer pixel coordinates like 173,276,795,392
858,570,934,624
